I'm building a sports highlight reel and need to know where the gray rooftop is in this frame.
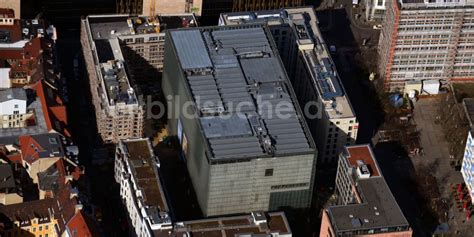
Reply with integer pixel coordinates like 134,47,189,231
328,177,409,233
87,14,197,41
169,26,315,160
0,99,48,138
85,14,197,106
0,88,27,102
38,162,60,191
220,8,356,119
0,164,16,191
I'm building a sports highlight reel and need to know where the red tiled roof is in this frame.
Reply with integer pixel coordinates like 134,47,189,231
33,81,70,137
67,211,101,237
19,134,44,164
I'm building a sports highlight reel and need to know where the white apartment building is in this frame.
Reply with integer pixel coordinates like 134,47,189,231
220,7,359,163
462,98,474,203
0,88,32,128
115,138,172,237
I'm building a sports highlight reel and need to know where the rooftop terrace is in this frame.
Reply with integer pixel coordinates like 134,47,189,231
169,25,315,161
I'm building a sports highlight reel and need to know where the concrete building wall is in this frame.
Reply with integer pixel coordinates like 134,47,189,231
162,35,211,214
118,0,202,16
207,153,315,216
378,2,474,91
80,19,145,144
0,0,20,18
0,192,23,205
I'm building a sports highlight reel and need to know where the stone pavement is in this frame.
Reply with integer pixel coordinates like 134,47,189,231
413,98,473,235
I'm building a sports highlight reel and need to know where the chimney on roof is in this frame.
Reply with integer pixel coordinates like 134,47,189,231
74,204,83,214
251,211,267,225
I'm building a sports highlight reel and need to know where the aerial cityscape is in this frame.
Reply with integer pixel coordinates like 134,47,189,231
0,0,473,236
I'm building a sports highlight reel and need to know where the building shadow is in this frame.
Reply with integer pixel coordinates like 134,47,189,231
374,142,439,236
0,213,35,237
317,8,385,144
155,139,203,221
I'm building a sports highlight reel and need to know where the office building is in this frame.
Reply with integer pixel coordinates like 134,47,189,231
117,0,203,16
201,0,303,20
81,14,196,143
378,0,474,92
162,25,317,216
220,8,359,163
320,144,412,237
462,98,474,203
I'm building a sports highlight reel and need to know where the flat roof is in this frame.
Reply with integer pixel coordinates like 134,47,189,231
169,26,316,160
220,7,356,119
0,98,48,138
84,13,196,106
0,88,27,102
0,164,16,190
87,14,196,40
174,212,291,236
122,139,168,212
327,145,409,233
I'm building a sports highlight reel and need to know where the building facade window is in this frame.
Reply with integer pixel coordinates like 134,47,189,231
265,168,274,176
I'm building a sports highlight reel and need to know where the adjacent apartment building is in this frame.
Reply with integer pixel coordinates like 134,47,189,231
320,144,412,237
0,88,32,128
219,8,358,163
461,98,474,203
378,0,474,92
114,138,172,237
81,14,197,143
117,0,203,16
162,25,317,216
114,138,294,236
202,0,303,20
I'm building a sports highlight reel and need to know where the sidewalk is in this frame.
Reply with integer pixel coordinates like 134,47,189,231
413,98,472,235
